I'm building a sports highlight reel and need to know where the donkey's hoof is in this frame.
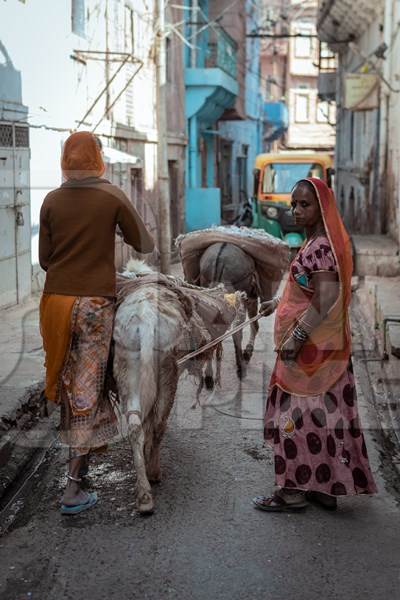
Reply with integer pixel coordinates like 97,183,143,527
237,368,245,380
137,492,154,515
204,375,214,390
243,348,253,363
148,471,161,484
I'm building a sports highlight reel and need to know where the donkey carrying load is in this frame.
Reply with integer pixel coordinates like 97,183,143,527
113,259,245,514
176,226,289,381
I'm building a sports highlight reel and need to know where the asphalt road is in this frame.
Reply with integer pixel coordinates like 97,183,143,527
1,304,400,600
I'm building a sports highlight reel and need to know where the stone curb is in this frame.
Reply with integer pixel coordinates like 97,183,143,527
354,283,400,462
358,276,400,359
0,380,54,502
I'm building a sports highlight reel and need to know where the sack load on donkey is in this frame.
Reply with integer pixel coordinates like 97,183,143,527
176,226,289,379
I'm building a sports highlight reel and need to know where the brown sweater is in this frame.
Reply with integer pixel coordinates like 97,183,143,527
39,177,155,297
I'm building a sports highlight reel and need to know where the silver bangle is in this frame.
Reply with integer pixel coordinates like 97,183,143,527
66,473,82,483
298,318,313,335
292,325,308,342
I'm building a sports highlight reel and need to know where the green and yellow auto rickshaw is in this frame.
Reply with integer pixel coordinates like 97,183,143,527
252,152,335,247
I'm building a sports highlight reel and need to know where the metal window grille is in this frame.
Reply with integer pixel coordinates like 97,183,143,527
15,126,29,148
0,124,13,147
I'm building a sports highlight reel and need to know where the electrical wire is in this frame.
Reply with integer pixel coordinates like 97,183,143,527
188,0,243,41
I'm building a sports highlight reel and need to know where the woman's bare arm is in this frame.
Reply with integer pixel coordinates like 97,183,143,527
280,271,340,363
299,271,340,333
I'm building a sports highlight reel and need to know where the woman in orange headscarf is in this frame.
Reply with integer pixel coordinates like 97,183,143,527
253,178,376,512
39,131,154,514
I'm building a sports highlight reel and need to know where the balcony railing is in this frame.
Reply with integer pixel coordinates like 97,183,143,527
205,26,238,79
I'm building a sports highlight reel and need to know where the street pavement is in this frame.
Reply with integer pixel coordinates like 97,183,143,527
0,301,400,600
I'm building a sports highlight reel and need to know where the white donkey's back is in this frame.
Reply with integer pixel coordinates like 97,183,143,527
113,261,189,513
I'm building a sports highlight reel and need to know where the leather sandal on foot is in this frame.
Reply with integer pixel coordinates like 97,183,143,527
252,494,307,512
61,491,98,515
306,491,337,511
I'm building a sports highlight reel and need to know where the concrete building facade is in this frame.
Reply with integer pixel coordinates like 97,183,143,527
215,1,264,222
260,0,335,152
183,0,265,230
0,42,31,308
0,0,186,282
317,0,400,249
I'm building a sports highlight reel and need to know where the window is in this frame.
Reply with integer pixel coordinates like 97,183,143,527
262,163,323,194
294,93,310,123
124,5,134,54
320,42,333,60
294,28,312,58
71,0,86,38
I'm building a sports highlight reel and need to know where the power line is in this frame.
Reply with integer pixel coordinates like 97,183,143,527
247,32,319,38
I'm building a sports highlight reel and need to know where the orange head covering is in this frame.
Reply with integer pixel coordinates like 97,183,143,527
61,131,105,180
271,177,353,396
304,177,353,308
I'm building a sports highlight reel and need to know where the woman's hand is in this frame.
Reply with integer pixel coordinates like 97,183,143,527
259,299,278,317
279,335,303,364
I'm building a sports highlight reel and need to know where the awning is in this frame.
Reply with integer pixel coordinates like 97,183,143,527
317,0,383,45
102,146,141,166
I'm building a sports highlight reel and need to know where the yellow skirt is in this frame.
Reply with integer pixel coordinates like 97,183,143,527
40,294,118,454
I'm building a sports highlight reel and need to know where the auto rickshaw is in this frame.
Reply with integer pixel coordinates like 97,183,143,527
252,152,335,247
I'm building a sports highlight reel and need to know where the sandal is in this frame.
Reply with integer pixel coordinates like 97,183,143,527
61,491,98,515
252,493,307,512
306,492,337,511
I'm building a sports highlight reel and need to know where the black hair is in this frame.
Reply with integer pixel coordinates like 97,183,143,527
291,179,317,198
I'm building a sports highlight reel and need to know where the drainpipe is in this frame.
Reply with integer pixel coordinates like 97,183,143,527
189,115,198,188
191,0,198,68
155,0,171,273
379,0,394,235
372,99,381,234
335,51,344,201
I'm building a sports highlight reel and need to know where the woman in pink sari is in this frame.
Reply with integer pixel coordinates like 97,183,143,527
253,178,376,512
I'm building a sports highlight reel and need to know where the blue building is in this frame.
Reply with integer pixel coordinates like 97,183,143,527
184,0,264,231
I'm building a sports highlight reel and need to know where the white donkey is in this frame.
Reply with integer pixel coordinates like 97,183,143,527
113,259,243,514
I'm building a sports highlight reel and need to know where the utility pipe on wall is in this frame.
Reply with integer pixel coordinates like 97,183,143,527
156,0,171,273
189,115,198,188
191,0,198,68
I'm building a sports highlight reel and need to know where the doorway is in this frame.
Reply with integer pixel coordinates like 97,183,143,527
0,122,31,308
168,160,180,247
218,139,233,223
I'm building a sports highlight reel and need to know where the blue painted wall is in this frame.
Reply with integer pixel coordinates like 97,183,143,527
184,0,240,231
217,1,264,208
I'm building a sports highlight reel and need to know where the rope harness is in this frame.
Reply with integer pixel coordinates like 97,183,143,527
177,312,262,366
